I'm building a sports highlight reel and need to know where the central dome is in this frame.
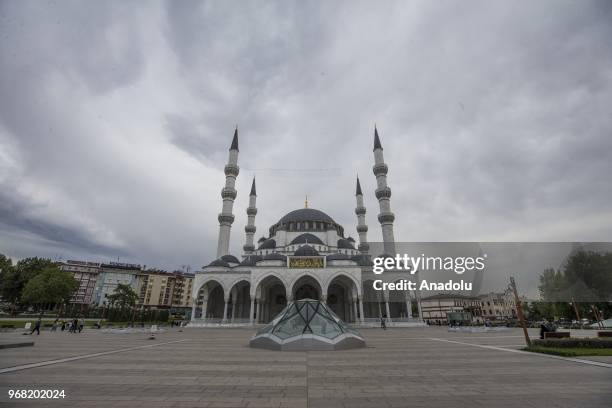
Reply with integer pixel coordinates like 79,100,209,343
279,208,335,224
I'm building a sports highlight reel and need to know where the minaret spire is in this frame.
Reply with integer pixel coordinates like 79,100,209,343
216,128,240,258
372,126,396,254
355,176,369,254
304,195,308,208
373,125,382,151
243,177,257,255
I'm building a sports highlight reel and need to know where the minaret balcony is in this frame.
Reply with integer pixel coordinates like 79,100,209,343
358,243,370,252
218,213,235,224
377,212,395,224
246,207,258,216
372,163,388,176
356,224,369,233
224,164,240,177
221,187,237,199
245,225,257,233
375,186,392,199
355,206,366,215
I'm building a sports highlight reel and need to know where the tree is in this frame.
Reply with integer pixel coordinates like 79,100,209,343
537,250,612,320
21,266,78,312
106,284,138,310
0,257,56,310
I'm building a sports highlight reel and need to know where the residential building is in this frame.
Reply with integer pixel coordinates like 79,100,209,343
136,269,194,312
93,262,141,306
420,293,483,324
58,260,100,305
479,290,517,321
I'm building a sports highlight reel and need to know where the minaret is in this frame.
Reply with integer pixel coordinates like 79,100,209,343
354,176,369,253
216,128,239,258
243,177,257,255
372,126,396,254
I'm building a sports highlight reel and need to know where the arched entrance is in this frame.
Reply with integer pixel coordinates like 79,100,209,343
196,280,225,320
228,280,251,322
256,276,287,323
292,275,322,301
388,279,412,319
327,275,358,322
362,279,383,319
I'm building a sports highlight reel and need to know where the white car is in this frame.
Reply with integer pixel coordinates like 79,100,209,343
590,318,612,329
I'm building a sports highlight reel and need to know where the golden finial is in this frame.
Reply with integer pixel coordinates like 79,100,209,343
304,195,308,208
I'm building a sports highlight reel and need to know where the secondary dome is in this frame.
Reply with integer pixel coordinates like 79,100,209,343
337,238,355,249
279,208,335,224
290,233,324,245
220,254,240,264
249,299,366,351
294,245,320,256
258,238,276,250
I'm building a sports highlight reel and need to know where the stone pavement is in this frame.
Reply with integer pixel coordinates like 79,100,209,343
0,327,610,407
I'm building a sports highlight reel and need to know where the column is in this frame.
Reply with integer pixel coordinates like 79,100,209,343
249,296,255,325
201,297,208,320
190,299,197,321
352,300,358,323
222,298,229,323
404,291,411,320
359,297,365,324
385,300,391,322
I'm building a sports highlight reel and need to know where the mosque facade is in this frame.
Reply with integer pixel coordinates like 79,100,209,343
190,128,422,325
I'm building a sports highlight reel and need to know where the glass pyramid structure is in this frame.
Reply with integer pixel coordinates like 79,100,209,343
249,299,366,351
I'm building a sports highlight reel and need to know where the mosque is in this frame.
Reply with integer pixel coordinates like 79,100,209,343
189,128,423,326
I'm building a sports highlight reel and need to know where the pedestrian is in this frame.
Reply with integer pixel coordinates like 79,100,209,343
51,318,59,332
78,318,84,333
30,317,41,335
71,318,78,333
380,316,387,330
61,320,66,331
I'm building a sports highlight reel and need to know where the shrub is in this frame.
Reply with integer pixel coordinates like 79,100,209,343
532,338,612,348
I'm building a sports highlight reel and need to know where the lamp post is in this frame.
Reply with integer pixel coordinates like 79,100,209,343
569,298,582,329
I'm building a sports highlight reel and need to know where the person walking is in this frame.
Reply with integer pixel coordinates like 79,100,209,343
380,316,387,330
30,317,41,335
51,318,59,332
78,318,84,333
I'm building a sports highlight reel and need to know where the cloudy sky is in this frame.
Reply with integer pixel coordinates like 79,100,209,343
1,0,611,272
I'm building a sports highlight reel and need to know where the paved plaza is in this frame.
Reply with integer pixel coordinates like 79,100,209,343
0,326,610,407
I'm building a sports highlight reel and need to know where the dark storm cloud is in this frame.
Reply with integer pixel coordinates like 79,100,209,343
0,0,611,281
0,188,128,257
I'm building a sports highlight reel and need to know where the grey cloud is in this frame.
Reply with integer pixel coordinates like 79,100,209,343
0,0,611,272
0,188,128,258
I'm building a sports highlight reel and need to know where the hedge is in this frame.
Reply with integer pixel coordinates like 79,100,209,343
532,338,612,348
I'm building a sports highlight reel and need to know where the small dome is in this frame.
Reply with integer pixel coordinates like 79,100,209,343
207,258,230,267
220,254,240,264
337,238,355,249
351,254,373,266
258,238,276,250
347,237,355,242
290,233,324,245
326,253,350,261
294,245,320,256
257,236,267,243
240,255,263,266
263,252,287,261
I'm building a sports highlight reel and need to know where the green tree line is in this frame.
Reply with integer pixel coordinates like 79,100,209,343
524,250,612,322
0,255,77,315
